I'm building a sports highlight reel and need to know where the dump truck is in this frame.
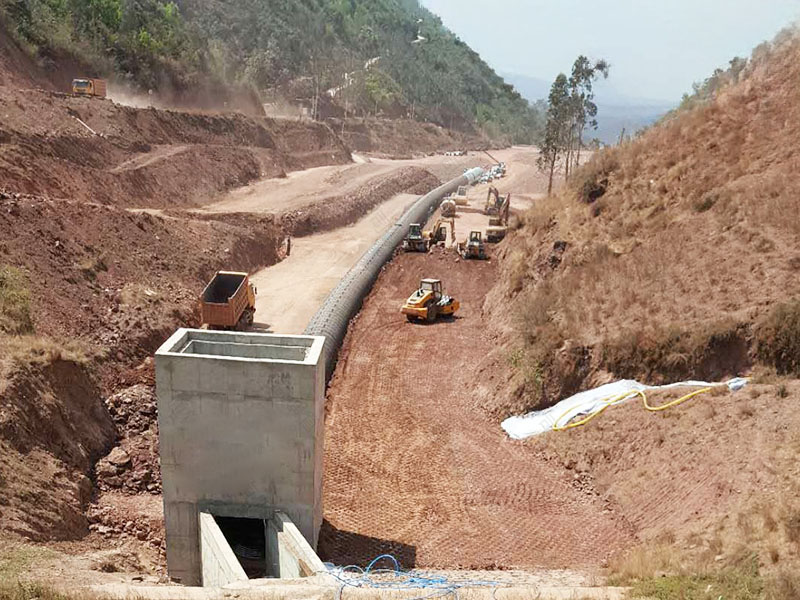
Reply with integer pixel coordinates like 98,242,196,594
200,271,256,330
459,231,487,260
402,223,429,252
401,278,459,323
71,78,107,98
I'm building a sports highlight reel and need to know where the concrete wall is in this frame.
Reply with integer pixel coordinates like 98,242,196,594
156,329,325,586
199,512,248,587
267,512,327,578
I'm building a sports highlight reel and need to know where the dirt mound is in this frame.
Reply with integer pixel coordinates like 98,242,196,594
0,191,283,345
0,87,351,207
321,248,635,570
0,357,114,540
330,117,491,158
482,30,800,418
280,167,440,236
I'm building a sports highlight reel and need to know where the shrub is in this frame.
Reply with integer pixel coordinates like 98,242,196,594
573,148,619,203
0,266,33,335
756,301,800,375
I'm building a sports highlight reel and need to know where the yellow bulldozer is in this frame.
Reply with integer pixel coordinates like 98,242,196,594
459,231,487,260
401,278,459,323
402,223,428,252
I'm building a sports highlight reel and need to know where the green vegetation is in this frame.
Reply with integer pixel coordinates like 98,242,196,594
538,55,610,193
0,0,542,141
0,265,33,335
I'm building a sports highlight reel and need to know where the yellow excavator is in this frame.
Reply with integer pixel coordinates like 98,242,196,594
484,187,511,243
424,217,455,247
401,278,460,323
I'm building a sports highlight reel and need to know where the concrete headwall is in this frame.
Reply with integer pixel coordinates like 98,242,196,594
156,329,325,586
199,512,248,587
267,512,327,578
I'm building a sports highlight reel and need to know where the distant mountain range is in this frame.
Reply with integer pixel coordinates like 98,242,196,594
501,71,676,144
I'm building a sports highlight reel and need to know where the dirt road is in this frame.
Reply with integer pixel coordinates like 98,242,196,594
250,193,420,333
200,153,481,215
227,152,482,333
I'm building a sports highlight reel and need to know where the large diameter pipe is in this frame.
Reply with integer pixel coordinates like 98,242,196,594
304,168,484,380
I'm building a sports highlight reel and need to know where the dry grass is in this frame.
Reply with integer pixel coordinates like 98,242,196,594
755,301,800,376
0,334,91,380
496,30,800,418
0,265,33,335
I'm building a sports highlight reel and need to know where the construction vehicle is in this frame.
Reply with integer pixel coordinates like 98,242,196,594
484,187,511,216
200,271,257,330
485,188,511,243
460,231,487,260
71,78,107,98
453,185,469,206
424,217,455,247
401,278,460,323
440,196,457,217
402,223,428,252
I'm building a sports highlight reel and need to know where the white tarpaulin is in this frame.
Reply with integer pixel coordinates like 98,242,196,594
501,377,749,440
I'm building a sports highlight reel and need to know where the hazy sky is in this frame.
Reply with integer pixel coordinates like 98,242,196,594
419,0,800,103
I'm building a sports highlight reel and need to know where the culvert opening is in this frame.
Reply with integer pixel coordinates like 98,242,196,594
214,516,267,578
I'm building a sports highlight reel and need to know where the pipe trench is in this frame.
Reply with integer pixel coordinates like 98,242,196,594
304,168,484,380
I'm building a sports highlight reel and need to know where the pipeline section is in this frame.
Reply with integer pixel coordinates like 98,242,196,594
305,167,484,380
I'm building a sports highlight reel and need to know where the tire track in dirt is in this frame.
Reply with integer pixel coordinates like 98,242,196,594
321,250,636,570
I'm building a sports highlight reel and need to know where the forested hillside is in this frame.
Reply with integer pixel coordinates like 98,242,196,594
0,0,541,141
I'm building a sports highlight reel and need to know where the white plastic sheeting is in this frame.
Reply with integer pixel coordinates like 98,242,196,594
501,377,749,440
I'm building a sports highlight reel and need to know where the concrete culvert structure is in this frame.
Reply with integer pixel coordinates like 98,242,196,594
155,329,326,586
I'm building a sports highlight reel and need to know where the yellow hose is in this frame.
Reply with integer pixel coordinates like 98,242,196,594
552,386,713,431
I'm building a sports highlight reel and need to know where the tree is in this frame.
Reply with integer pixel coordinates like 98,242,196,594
537,73,570,195
566,56,609,177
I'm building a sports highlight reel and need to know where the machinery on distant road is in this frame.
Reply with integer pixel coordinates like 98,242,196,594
200,271,257,330
485,187,511,242
484,187,511,216
71,78,107,98
459,231,487,260
401,278,460,323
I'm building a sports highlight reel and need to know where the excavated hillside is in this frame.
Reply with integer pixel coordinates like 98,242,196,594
472,28,800,580
0,87,350,207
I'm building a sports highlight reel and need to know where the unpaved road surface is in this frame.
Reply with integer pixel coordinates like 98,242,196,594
247,147,541,334
251,194,419,333
238,152,483,333
200,152,481,215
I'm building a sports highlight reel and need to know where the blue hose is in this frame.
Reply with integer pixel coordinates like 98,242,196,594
321,553,506,599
